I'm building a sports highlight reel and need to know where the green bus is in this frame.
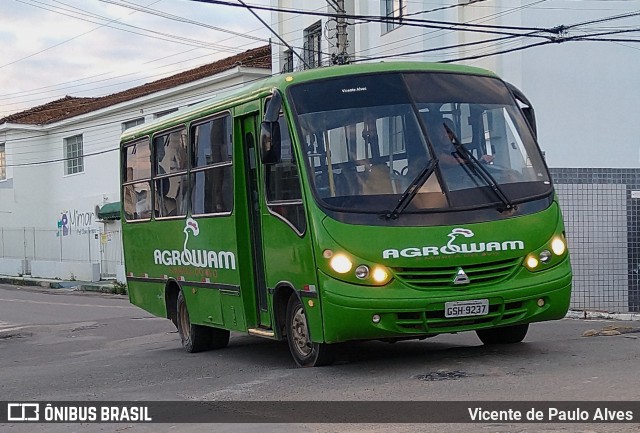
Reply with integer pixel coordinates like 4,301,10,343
120,62,572,367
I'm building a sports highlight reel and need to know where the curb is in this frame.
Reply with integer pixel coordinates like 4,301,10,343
0,275,119,294
566,309,640,322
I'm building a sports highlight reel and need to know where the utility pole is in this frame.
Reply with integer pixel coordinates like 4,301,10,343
329,0,350,65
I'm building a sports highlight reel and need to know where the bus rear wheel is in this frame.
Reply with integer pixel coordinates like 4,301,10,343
177,290,229,352
476,323,529,345
286,295,334,367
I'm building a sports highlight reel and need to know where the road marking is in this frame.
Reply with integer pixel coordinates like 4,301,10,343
0,320,26,334
0,298,137,309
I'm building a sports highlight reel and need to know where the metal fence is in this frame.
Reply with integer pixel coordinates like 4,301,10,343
550,168,640,314
0,227,123,279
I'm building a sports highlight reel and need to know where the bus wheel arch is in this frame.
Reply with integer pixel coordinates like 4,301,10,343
165,280,180,329
285,293,334,367
273,283,296,340
175,287,229,353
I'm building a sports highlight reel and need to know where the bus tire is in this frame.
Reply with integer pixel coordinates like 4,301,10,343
286,295,334,367
210,327,230,350
476,323,529,345
177,290,213,353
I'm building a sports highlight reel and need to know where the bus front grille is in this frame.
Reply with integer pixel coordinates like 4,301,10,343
395,301,526,333
392,257,520,290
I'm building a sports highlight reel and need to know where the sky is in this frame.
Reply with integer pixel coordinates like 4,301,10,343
0,0,272,117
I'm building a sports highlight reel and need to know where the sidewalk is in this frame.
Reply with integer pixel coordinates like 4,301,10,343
0,274,118,293
2,274,640,322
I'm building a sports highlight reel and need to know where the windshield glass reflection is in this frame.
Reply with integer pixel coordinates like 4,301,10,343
289,72,551,214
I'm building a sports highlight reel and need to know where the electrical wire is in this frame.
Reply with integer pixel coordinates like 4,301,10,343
0,1,322,109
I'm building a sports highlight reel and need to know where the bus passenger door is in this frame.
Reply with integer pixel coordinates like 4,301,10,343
239,110,316,336
239,114,272,329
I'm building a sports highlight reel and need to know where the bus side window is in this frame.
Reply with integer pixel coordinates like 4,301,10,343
122,138,152,221
265,116,306,234
191,114,233,215
153,129,188,218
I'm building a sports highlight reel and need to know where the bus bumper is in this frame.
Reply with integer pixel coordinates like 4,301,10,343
319,263,572,344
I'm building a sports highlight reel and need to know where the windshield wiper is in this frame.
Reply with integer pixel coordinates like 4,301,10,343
443,123,515,212
384,158,438,220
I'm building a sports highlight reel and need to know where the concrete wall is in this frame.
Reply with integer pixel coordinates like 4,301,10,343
0,258,26,277
31,260,101,282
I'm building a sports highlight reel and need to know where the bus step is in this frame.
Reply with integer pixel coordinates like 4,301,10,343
248,328,276,339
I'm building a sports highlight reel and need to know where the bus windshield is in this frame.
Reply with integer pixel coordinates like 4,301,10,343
289,72,552,215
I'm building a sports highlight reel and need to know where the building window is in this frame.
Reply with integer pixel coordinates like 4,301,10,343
303,21,322,69
282,49,294,73
64,134,84,175
0,142,6,180
122,117,145,132
154,108,178,119
382,0,405,33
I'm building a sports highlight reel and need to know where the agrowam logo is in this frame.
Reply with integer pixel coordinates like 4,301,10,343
153,218,236,269
382,228,525,259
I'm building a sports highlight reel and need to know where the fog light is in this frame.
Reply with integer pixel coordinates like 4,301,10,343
551,237,566,256
537,298,545,307
330,254,352,274
355,265,370,279
539,250,551,263
526,256,539,269
372,314,381,324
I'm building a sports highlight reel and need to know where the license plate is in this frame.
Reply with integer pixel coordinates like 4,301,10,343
445,299,489,318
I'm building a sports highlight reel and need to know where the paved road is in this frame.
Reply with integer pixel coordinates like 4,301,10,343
1,283,640,433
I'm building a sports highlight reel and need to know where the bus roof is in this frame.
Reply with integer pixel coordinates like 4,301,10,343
120,61,497,142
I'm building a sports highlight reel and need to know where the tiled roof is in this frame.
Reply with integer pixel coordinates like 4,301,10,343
1,45,271,126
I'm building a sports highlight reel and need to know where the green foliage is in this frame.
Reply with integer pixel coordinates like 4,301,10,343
112,281,128,295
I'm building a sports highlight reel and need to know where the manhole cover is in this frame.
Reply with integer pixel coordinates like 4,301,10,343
414,370,473,381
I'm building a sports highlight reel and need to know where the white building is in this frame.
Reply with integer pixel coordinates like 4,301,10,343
0,46,271,282
269,1,640,313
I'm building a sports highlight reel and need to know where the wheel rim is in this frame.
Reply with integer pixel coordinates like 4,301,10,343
178,298,191,341
291,305,312,357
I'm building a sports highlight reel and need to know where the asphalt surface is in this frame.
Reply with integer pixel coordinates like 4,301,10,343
1,283,640,433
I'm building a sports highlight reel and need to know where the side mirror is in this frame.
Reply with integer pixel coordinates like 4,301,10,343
506,82,537,138
260,90,283,164
260,120,281,165
264,90,282,123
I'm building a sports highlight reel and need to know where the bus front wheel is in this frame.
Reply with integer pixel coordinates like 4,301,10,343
285,295,334,367
476,323,529,345
177,290,229,352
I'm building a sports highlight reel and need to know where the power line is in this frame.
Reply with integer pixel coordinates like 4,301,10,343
1,0,161,69
2,69,277,164
188,0,558,35
1,2,325,108
0,51,273,145
96,0,269,43
235,0,310,69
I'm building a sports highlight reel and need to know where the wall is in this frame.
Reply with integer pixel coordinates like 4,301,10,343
0,67,270,281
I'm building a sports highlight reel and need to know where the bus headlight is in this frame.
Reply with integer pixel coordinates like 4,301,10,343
551,237,566,256
524,234,568,272
372,267,390,284
330,254,353,274
526,255,539,270
324,250,392,285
